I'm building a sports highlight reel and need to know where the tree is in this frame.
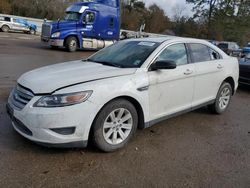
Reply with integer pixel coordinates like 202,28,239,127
145,4,170,33
186,0,218,38
0,0,11,14
172,4,186,22
121,0,171,33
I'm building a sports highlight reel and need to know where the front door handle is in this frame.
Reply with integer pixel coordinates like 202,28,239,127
184,69,193,75
217,64,223,69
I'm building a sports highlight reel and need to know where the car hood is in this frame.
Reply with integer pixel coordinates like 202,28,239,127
18,60,137,94
51,20,76,31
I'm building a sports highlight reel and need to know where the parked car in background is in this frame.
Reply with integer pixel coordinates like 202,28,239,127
239,53,250,86
242,43,250,56
0,16,37,34
208,40,218,46
217,42,240,56
6,37,239,152
15,18,37,34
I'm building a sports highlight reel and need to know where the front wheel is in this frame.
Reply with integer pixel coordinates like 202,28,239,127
208,82,232,114
65,36,78,52
92,99,138,152
1,25,10,32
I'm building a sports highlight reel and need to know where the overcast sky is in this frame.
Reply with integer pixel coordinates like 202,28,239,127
143,0,194,18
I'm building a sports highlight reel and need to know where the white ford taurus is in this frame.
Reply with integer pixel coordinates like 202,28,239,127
7,37,239,152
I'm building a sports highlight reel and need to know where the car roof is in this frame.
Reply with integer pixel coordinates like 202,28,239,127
125,36,229,59
127,36,177,43
126,36,214,46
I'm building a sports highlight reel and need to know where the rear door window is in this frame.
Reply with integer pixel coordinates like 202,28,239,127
189,43,211,63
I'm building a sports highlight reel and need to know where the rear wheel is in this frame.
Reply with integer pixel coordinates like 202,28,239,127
92,99,138,152
1,25,10,32
208,82,232,114
65,36,78,52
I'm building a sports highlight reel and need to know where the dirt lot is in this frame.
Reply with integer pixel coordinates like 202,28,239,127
0,32,250,188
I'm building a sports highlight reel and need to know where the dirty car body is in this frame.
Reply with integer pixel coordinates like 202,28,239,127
6,37,239,151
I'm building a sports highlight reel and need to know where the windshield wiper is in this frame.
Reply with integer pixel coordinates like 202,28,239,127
84,59,124,68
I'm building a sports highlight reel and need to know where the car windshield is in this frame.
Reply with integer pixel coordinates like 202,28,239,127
64,12,81,21
87,41,160,68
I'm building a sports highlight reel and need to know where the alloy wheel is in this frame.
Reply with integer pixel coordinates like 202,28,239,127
218,87,231,110
103,108,133,145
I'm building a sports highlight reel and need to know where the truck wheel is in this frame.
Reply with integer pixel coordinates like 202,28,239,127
1,25,10,32
208,82,232,114
29,28,36,35
65,36,78,52
92,99,138,152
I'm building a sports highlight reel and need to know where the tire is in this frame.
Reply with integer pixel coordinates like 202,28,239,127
208,82,232,114
1,25,10,32
29,28,36,35
65,36,78,52
92,99,138,152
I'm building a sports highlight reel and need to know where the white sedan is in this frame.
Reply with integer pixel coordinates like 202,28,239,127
6,37,239,152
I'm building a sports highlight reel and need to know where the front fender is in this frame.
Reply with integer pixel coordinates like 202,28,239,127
57,30,81,48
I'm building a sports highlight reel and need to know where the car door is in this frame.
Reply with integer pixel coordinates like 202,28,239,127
12,18,24,31
148,43,195,121
80,11,97,38
188,43,225,107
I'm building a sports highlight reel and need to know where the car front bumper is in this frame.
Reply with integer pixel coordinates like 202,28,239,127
6,96,99,148
49,39,64,47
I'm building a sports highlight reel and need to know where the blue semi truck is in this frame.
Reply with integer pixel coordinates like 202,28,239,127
41,0,121,52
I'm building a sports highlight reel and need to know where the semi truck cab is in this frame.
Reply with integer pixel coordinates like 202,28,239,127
41,0,120,51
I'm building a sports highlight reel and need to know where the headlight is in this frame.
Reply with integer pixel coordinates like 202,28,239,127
33,91,92,107
51,32,60,38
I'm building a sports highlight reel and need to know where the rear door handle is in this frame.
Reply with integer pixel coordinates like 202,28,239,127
217,64,223,69
184,69,193,75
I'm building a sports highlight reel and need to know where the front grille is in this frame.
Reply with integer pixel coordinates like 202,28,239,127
10,85,34,110
41,23,51,40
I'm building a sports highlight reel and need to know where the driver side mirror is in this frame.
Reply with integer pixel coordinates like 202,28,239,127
150,60,177,71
